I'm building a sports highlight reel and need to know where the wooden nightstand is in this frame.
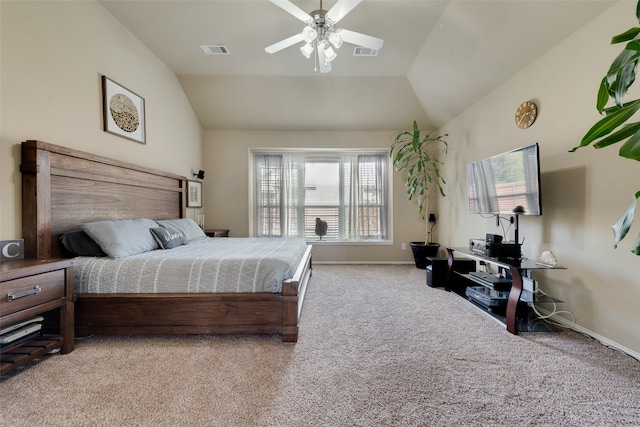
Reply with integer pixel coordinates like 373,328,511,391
205,229,229,238
0,258,75,375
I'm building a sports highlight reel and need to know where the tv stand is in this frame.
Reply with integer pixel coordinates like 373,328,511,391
446,247,565,335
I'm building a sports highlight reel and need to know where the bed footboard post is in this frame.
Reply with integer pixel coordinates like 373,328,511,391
281,245,312,342
281,291,299,342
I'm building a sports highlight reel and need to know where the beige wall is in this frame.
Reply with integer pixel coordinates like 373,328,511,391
0,0,203,240
435,1,640,356
203,129,427,263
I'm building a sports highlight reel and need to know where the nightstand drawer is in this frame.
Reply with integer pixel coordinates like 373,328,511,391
0,269,65,317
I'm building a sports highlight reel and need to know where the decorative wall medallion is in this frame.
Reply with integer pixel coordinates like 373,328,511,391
102,76,146,144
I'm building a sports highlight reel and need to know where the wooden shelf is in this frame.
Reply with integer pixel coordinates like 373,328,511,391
1,335,63,375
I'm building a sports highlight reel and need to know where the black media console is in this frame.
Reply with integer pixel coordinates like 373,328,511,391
445,247,566,335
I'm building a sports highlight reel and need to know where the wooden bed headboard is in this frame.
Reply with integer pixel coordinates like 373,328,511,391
21,140,187,259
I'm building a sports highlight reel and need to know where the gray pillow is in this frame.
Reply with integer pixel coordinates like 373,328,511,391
80,218,159,258
156,218,207,243
150,227,186,249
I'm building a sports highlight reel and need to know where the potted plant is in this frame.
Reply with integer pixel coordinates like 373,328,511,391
390,120,449,268
570,0,640,255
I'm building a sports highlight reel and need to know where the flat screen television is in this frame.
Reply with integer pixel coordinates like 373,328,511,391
467,143,542,216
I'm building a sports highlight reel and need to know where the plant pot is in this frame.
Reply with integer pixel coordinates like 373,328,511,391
410,242,440,269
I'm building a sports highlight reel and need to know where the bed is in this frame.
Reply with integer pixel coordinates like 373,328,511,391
20,140,312,342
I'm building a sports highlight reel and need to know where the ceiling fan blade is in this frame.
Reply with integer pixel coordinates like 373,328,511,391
265,33,304,54
326,0,362,24
340,29,384,51
270,0,312,23
317,48,332,74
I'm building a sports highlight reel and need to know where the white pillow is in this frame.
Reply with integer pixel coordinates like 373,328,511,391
80,218,159,258
156,218,207,243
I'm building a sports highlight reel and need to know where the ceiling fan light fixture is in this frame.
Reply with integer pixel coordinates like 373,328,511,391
300,43,315,59
302,25,318,43
328,29,343,49
266,0,383,73
324,45,337,62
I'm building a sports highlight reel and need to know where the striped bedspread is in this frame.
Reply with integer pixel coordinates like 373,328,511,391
74,237,308,294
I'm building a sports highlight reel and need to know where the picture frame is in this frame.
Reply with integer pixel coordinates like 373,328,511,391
102,76,146,144
187,180,203,208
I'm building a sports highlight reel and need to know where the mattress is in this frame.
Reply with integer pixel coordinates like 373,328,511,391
73,237,308,294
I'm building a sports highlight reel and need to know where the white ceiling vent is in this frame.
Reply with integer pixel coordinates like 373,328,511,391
353,47,378,57
200,45,230,55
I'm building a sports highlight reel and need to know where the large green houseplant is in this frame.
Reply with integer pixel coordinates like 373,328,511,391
571,0,640,255
390,120,448,268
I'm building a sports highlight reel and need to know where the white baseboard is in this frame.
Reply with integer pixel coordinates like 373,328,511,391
312,261,414,265
534,306,640,362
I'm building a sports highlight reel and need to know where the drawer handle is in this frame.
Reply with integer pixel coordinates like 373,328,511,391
7,285,42,302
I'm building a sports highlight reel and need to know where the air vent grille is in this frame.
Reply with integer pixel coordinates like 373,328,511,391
353,47,378,57
200,45,230,55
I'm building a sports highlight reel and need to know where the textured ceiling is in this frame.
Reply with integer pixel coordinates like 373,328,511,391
99,0,615,131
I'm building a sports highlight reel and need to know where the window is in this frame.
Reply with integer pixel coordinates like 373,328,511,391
252,150,390,242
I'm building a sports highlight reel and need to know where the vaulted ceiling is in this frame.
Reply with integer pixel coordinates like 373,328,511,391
100,0,614,131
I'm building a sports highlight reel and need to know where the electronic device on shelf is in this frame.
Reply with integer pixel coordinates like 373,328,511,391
468,271,512,290
465,286,510,309
485,233,502,243
486,242,521,260
468,238,521,260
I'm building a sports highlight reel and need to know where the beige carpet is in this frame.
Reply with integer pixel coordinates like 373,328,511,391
1,264,639,426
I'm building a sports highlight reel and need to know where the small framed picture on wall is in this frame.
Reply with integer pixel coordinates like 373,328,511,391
187,180,202,208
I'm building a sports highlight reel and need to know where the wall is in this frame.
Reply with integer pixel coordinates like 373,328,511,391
435,1,640,356
0,0,203,240
203,129,427,264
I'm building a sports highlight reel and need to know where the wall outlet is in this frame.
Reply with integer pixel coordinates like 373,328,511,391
401,243,406,250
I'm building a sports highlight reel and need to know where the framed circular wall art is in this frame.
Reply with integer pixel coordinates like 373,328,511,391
102,76,146,144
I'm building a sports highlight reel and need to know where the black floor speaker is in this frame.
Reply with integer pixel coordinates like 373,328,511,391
426,257,476,288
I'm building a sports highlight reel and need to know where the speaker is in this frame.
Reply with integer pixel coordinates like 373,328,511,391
426,257,476,288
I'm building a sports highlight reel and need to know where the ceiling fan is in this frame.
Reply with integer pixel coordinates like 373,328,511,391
265,0,384,73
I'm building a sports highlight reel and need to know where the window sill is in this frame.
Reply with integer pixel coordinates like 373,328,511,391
304,239,393,246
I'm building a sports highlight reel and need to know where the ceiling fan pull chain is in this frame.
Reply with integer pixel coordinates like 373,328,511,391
314,46,318,73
